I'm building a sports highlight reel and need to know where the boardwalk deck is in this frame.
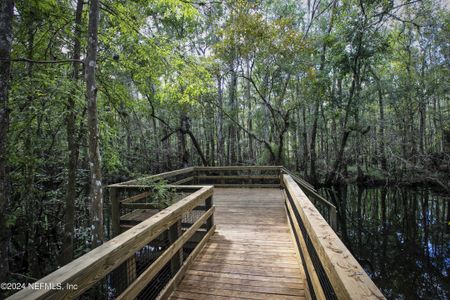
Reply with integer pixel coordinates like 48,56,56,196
169,188,306,300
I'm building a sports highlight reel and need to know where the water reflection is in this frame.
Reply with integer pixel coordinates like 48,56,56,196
320,185,449,300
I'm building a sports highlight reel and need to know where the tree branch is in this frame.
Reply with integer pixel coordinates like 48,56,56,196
2,58,84,64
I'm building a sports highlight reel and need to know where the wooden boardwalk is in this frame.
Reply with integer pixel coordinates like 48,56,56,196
169,188,306,299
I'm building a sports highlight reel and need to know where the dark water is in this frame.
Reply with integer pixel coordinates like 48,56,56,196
319,185,449,300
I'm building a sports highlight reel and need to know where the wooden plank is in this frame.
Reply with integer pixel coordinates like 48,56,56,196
157,225,216,300
121,202,157,210
110,187,120,237
117,207,215,300
172,176,194,185
189,262,302,278
179,280,304,296
285,194,326,300
108,167,195,187
212,184,280,188
283,175,385,299
171,291,248,300
181,274,303,289
192,257,299,268
184,270,302,284
167,187,306,300
194,166,283,171
7,186,213,300
281,167,314,190
200,245,297,254
283,190,311,300
169,220,183,275
120,209,159,223
120,191,151,204
196,175,279,180
196,253,298,263
175,286,302,300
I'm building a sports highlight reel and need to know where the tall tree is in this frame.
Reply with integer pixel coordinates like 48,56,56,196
60,0,84,264
86,0,103,248
0,0,14,285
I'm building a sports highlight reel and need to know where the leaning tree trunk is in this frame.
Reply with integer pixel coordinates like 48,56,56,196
310,3,336,186
86,0,103,248
0,0,14,285
60,0,84,265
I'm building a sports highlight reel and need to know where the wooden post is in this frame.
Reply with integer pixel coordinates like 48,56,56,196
110,187,120,237
330,207,337,231
205,195,214,230
168,220,183,275
220,171,224,185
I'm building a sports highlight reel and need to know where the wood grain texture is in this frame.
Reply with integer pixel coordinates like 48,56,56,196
169,188,306,300
7,186,213,300
283,175,385,299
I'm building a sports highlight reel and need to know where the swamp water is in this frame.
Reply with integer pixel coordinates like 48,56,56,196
319,185,449,299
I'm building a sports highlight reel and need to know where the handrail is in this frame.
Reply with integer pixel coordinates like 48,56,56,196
283,174,385,299
108,167,195,187
108,166,337,229
194,165,282,188
281,167,337,230
8,186,214,300
194,165,283,171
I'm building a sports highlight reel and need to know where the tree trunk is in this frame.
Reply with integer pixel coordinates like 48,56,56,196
86,0,103,248
0,0,14,285
245,59,254,161
179,114,189,167
372,68,387,171
60,0,84,265
24,17,39,277
216,75,224,165
228,59,238,164
309,2,336,186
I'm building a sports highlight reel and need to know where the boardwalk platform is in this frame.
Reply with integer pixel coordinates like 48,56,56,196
7,166,385,300
170,188,305,299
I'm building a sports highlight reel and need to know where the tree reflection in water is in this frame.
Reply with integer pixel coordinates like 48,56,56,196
320,185,449,300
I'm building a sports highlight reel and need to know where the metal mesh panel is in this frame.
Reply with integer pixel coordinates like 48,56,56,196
76,229,172,300
76,260,128,299
181,202,208,259
285,191,337,300
286,201,317,300
137,262,172,300
182,208,204,227
311,199,331,224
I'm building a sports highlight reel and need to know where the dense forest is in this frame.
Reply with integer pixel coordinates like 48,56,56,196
0,0,448,297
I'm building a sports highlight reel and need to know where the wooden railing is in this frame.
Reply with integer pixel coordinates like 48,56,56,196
8,166,359,299
281,167,337,230
108,167,196,187
194,165,282,187
8,186,215,300
192,166,338,230
283,174,385,300
109,166,337,232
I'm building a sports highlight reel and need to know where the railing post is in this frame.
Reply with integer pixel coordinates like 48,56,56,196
220,170,224,185
110,187,120,237
330,207,337,231
205,195,214,230
168,220,183,275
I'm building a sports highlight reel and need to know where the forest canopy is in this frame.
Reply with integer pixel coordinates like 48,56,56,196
0,0,448,294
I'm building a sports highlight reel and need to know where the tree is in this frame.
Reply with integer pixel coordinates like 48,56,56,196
0,0,14,286
60,0,84,264
86,0,103,248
